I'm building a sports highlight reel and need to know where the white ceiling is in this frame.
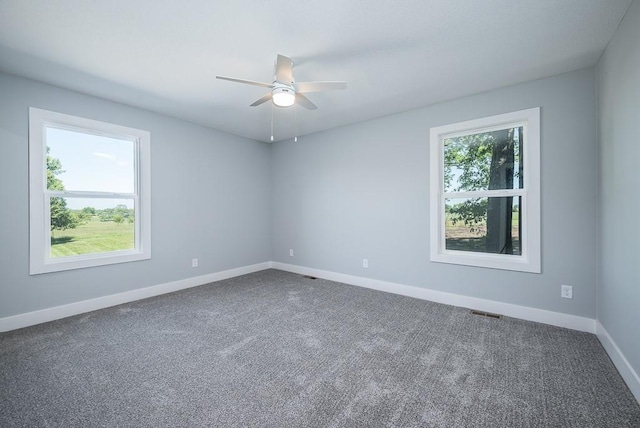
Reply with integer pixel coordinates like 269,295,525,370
0,0,632,142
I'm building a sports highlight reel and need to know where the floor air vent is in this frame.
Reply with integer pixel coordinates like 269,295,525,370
471,310,502,319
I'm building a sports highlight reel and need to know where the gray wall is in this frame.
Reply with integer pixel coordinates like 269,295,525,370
0,72,271,318
0,64,602,322
597,0,640,374
272,68,598,318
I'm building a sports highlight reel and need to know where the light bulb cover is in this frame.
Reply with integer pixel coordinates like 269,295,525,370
272,86,296,107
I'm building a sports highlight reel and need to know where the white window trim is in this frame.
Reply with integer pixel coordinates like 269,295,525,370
29,108,151,275
429,107,541,273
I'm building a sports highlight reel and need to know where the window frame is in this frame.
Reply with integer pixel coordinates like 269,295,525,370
429,107,541,273
29,107,151,275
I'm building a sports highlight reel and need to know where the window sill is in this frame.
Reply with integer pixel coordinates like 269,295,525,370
431,250,540,273
30,250,150,275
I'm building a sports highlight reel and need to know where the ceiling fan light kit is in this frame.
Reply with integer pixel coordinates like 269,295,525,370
271,85,296,107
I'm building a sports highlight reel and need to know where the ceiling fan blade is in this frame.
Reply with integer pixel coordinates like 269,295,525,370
250,92,273,107
295,93,318,110
216,76,273,89
295,81,347,93
275,54,293,84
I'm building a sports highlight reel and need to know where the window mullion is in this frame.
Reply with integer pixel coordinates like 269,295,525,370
45,190,137,199
444,189,526,199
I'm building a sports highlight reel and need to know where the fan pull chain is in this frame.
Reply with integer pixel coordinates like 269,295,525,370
270,103,274,142
294,103,298,142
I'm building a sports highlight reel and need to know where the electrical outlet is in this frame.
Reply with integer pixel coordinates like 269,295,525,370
363,258,369,268
561,284,573,299
191,258,198,268
289,249,294,257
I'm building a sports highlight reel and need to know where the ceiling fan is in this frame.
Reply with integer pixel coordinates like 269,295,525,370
216,54,346,110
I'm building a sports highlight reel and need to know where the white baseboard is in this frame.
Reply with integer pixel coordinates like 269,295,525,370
1,261,596,335
596,321,640,402
0,262,272,332
271,262,596,333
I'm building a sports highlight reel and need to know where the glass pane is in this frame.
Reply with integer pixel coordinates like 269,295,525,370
445,197,521,255
444,126,523,192
50,198,135,258
46,127,135,193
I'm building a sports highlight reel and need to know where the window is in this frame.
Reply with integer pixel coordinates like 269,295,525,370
29,108,151,274
429,108,540,273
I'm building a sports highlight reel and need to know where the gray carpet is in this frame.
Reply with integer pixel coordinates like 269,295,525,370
1,269,639,427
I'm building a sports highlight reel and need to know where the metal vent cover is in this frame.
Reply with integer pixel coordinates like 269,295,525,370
470,310,502,319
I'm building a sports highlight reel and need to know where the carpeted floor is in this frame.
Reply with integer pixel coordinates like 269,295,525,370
1,269,639,427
